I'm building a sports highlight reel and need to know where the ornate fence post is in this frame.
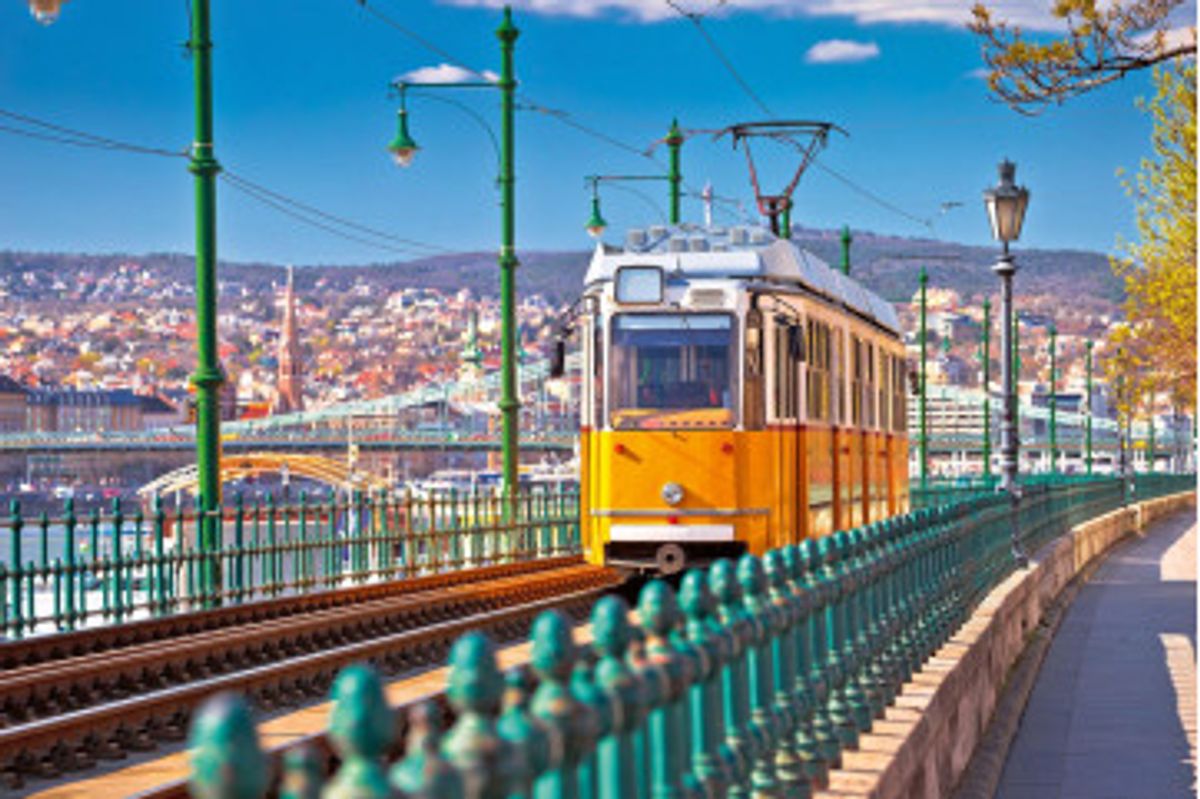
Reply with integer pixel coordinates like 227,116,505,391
860,524,890,718
590,596,643,799
391,700,465,799
637,579,695,799
763,550,805,796
798,539,838,775
835,532,871,736
497,666,550,799
530,610,592,799
441,631,513,799
187,693,269,799
679,568,732,799
571,653,607,799
736,555,783,797
279,744,324,799
782,544,822,791
324,664,395,799
819,534,857,755
710,559,755,799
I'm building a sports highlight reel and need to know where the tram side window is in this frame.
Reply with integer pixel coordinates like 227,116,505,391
892,354,907,433
744,310,765,430
593,323,604,429
806,319,831,422
773,321,801,420
878,350,888,431
833,328,845,426
851,336,863,426
608,313,736,430
866,342,876,429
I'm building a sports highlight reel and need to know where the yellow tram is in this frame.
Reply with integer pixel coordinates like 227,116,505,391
573,224,909,573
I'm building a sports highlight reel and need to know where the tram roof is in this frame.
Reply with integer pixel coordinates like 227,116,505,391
585,224,901,334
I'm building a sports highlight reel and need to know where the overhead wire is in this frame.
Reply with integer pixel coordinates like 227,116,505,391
662,0,940,234
221,169,452,254
0,108,187,158
219,174,441,257
357,0,667,170
0,106,456,258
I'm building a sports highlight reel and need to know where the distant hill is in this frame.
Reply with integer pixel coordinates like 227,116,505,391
0,228,1123,309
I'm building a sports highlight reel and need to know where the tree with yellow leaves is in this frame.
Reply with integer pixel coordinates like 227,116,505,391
1110,60,1196,416
972,1,1196,430
970,0,1196,114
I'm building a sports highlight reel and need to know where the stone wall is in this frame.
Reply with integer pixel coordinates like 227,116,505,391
815,490,1197,799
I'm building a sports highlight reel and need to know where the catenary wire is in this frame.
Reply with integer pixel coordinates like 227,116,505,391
219,174,442,257
0,108,187,158
357,0,666,169
0,106,456,257
222,170,453,254
663,1,940,233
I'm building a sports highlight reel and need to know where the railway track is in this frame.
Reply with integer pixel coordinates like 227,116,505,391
0,557,621,789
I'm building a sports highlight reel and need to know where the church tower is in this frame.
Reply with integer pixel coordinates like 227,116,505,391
274,265,304,414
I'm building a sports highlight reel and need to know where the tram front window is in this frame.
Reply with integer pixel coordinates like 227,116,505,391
609,313,735,429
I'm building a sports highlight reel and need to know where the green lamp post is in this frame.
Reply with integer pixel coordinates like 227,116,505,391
32,0,226,602
389,6,522,498
583,170,680,240
840,225,852,276
583,122,686,239
1048,324,1057,475
1085,340,1094,475
981,298,992,483
666,119,684,225
918,266,929,493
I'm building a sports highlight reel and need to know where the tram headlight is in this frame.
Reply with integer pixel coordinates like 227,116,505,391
661,481,685,506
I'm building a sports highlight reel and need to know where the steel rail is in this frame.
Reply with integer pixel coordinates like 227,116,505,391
0,555,578,670
0,563,621,789
0,564,598,727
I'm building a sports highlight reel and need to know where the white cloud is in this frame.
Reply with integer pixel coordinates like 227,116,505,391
805,38,879,63
398,63,499,84
966,66,990,80
439,0,1074,31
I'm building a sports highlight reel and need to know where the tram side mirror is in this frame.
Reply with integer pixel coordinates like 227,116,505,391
549,339,566,379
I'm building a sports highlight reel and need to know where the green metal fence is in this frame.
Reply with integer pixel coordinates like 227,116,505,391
0,486,580,638
185,474,1193,799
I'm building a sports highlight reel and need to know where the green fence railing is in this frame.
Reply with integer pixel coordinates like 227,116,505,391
0,485,580,638
185,474,1194,799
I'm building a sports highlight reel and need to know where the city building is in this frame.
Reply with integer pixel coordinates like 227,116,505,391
273,265,304,414
0,376,29,432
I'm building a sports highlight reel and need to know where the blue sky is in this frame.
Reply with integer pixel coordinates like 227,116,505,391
0,0,1175,264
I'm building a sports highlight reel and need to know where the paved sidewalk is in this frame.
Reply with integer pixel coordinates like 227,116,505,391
996,508,1197,799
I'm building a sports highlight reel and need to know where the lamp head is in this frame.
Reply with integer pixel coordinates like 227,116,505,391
585,194,607,239
983,159,1030,245
387,108,419,168
29,0,66,24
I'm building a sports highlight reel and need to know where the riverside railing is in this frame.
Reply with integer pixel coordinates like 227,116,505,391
185,473,1193,799
0,485,580,638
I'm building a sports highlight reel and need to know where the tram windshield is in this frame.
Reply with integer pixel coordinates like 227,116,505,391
609,313,735,429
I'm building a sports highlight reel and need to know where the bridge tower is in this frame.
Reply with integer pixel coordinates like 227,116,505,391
274,265,304,414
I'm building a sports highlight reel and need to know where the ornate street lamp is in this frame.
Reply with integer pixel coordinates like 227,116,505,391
1048,324,1057,475
585,188,608,239
388,6,522,499
983,158,1030,564
28,0,66,25
387,106,419,168
582,120,686,240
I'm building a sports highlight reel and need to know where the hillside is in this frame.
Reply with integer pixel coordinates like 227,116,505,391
0,227,1123,310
